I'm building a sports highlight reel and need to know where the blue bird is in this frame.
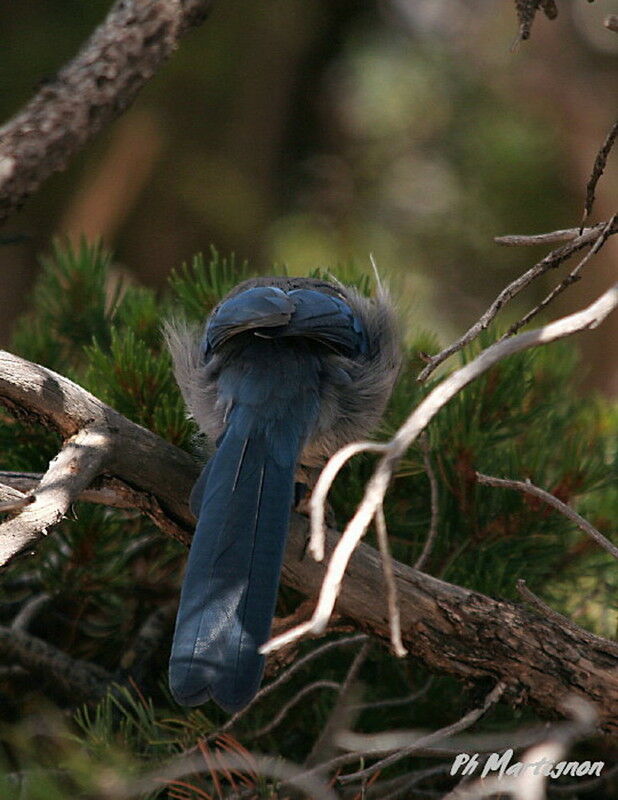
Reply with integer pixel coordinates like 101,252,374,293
165,276,400,711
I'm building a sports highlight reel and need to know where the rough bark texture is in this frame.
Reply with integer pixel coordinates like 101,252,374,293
0,350,617,732
282,518,618,734
0,0,214,224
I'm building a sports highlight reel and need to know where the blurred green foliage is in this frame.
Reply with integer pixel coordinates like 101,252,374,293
0,241,615,798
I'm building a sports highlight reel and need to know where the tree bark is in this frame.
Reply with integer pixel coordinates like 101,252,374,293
0,0,214,225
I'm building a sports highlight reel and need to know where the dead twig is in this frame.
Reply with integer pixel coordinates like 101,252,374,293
416,228,615,382
375,505,407,656
305,640,371,768
246,680,340,740
494,223,606,247
336,681,506,785
0,350,197,565
581,119,618,230
499,216,618,339
414,433,439,571
216,634,369,736
476,472,618,559
0,470,190,545
0,424,112,565
441,696,597,800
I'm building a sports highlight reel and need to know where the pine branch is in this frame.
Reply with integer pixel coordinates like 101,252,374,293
0,0,214,225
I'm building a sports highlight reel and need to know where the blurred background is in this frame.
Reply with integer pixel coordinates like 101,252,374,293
1,0,616,392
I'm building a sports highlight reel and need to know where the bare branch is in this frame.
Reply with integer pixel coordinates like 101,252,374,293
336,681,506,785
217,634,369,736
246,680,341,740
500,216,618,339
417,225,617,382
263,285,618,657
305,640,371,768
494,223,606,247
477,472,618,559
0,0,214,225
605,15,618,33
351,676,433,712
375,505,407,656
0,350,197,564
0,470,190,545
0,424,112,565
2,349,618,729
581,119,618,229
414,433,440,571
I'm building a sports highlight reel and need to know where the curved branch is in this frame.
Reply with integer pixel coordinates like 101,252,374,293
0,0,214,224
0,350,197,564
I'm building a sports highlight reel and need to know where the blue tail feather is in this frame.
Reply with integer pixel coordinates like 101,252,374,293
169,414,299,711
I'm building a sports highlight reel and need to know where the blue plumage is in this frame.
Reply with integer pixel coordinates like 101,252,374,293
167,277,400,711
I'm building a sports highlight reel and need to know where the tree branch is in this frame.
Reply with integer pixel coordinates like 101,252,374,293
417,221,617,382
0,424,111,564
0,350,197,565
0,0,214,225
477,472,618,560
1,309,618,729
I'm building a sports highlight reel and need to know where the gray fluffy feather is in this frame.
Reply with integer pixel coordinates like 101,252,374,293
163,275,402,468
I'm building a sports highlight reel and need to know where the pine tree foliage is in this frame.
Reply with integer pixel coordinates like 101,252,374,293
0,242,616,798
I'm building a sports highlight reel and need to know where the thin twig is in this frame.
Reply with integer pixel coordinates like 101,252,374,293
414,434,439,571
11,592,51,631
217,634,369,735
605,15,618,33
417,224,616,382
305,640,372,768
476,472,618,559
494,223,606,246
581,119,618,229
515,579,618,657
352,677,433,712
246,680,340,740
375,505,407,656
336,681,506,785
0,493,34,513
308,442,389,562
262,285,618,656
500,216,618,338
